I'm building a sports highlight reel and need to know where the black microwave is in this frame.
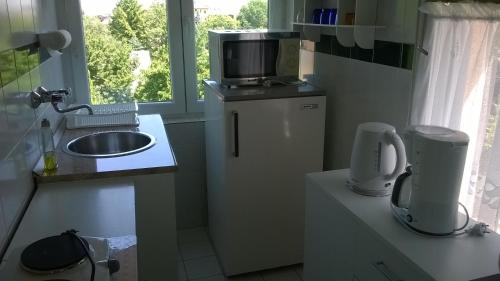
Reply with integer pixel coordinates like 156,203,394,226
208,30,300,86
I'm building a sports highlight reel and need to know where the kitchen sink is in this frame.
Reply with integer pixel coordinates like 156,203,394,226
64,131,156,158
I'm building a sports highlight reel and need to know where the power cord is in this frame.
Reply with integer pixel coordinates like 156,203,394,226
465,222,490,236
390,202,489,238
63,230,95,281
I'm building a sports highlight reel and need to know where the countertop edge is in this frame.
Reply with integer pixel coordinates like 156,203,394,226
33,165,178,184
33,114,178,184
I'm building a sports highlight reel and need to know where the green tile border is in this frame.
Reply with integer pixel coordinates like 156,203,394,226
311,35,415,70
0,50,18,88
0,45,41,89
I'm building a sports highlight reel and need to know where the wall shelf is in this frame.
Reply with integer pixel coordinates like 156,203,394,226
293,0,382,49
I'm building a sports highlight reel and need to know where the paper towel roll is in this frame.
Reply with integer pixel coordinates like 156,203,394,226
39,29,72,51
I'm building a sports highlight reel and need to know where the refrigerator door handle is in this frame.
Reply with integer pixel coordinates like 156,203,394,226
232,111,239,157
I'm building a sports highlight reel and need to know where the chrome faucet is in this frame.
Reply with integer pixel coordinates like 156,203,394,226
30,86,93,115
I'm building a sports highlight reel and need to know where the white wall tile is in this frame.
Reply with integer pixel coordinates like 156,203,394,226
3,75,36,146
0,141,34,238
0,0,11,52
20,0,34,32
0,87,11,159
0,0,65,256
30,0,40,32
6,0,23,33
310,51,413,169
166,122,207,229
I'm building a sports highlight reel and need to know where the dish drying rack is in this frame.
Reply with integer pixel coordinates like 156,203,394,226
65,103,139,129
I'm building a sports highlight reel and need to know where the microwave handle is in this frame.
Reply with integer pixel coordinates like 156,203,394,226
232,111,239,157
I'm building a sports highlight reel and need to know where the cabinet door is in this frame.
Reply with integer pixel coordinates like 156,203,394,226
354,230,433,281
303,184,357,281
222,97,326,270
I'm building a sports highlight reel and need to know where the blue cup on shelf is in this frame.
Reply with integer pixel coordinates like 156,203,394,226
329,9,338,25
320,9,331,25
321,9,338,25
312,9,322,24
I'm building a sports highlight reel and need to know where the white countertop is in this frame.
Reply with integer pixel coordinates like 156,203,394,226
306,169,500,281
1,178,136,260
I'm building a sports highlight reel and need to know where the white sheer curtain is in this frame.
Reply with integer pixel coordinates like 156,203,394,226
411,2,500,230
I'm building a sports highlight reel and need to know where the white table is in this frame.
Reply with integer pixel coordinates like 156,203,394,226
304,169,500,281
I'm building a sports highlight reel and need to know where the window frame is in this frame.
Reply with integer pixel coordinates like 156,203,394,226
64,0,279,116
66,0,187,115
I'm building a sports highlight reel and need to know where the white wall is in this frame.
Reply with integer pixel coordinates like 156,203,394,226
0,0,66,257
301,50,413,170
165,122,207,229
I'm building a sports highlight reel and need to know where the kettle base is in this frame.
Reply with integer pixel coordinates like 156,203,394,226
347,181,393,197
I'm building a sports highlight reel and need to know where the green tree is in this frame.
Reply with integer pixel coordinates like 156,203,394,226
237,0,268,29
141,3,169,58
83,16,137,104
134,2,173,102
195,15,240,98
135,48,172,101
109,0,145,48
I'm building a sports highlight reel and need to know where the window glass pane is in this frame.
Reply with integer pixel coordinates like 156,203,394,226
194,0,268,99
81,0,173,104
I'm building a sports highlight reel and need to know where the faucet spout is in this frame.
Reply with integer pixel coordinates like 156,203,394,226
52,102,94,115
30,86,94,115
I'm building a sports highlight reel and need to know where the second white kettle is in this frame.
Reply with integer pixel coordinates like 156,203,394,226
349,122,407,196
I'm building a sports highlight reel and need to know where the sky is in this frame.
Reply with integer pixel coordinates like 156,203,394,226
81,0,252,16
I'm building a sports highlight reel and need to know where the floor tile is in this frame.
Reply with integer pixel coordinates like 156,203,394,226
185,256,222,280
227,272,264,281
261,268,302,281
193,275,227,281
177,262,187,281
178,227,210,245
181,239,215,260
293,264,303,280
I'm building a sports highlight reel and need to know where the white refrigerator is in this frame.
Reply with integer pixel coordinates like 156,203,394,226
204,81,326,276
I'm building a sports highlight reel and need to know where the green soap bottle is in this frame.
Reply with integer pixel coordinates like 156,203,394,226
41,119,58,171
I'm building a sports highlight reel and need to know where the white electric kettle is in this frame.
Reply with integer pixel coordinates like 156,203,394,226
391,125,469,235
349,122,407,196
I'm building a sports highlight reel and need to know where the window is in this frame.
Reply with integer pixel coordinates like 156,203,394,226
76,0,270,115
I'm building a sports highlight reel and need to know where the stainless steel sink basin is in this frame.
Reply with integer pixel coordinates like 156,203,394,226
64,131,156,158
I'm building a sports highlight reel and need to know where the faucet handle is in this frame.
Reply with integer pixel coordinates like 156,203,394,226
30,87,49,108
50,88,71,104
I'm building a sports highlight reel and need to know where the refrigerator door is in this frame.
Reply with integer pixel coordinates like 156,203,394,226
219,96,326,275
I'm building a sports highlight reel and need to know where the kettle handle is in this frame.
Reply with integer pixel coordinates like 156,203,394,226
384,130,407,181
391,166,412,207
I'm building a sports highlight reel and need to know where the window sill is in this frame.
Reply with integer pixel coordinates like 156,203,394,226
160,112,206,124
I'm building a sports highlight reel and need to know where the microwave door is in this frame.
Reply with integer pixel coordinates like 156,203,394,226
223,40,279,81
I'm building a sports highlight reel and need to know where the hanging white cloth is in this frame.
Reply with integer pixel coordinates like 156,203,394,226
410,3,500,229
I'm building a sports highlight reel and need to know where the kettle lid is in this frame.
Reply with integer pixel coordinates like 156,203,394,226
358,122,395,132
408,125,469,144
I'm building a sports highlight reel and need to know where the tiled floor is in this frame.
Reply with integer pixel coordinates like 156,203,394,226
177,227,304,281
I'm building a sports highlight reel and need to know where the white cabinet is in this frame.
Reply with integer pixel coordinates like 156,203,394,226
304,169,500,281
304,176,427,281
303,182,356,281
